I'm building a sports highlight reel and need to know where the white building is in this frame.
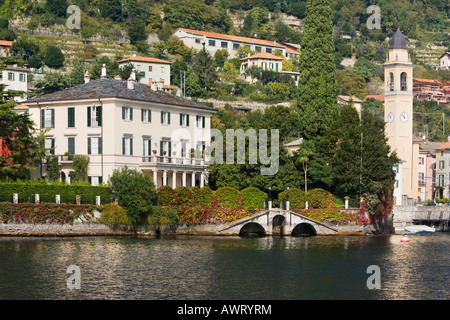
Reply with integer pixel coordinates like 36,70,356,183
117,56,174,92
0,65,30,102
174,28,289,59
23,67,216,188
439,52,450,70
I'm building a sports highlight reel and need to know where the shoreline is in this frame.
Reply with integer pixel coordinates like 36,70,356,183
0,221,380,237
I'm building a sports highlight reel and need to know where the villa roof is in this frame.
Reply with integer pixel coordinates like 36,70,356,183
436,141,450,150
23,78,215,112
117,56,172,65
240,52,284,61
179,28,285,48
0,40,13,47
420,141,443,156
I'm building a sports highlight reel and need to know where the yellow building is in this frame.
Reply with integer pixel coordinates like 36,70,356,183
383,28,419,205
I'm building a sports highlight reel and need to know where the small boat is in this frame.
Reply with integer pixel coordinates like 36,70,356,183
400,235,410,242
404,225,436,234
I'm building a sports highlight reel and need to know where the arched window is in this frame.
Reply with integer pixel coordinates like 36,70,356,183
401,72,407,91
389,72,394,91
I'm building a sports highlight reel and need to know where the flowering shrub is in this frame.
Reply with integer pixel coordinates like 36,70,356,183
99,203,128,227
0,203,98,224
292,208,360,224
306,188,334,209
157,186,176,206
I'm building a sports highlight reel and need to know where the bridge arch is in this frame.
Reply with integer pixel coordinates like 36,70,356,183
291,223,317,237
272,214,286,235
239,222,266,238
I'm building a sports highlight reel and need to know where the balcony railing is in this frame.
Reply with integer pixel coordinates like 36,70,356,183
142,155,205,166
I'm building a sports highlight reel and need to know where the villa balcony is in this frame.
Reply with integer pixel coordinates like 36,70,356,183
140,155,207,170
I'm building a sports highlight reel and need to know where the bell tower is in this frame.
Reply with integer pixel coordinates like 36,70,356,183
383,28,418,204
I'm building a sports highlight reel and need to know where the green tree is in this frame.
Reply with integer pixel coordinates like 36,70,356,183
297,0,338,140
46,155,61,182
99,0,122,21
46,0,68,17
331,104,362,198
193,47,218,92
72,155,90,183
108,166,158,224
44,45,65,69
128,20,147,45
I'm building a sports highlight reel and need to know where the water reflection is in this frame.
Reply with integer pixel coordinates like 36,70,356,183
0,234,448,300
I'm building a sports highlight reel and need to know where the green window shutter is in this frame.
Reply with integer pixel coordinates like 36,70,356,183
122,106,125,120
87,137,91,154
202,115,205,128
88,176,92,184
51,138,55,155
168,112,170,124
148,109,151,122
122,137,125,155
68,107,75,127
87,106,91,127
186,114,189,126
130,138,133,155
99,138,102,154
141,109,144,122
99,176,103,184
68,137,75,154
41,109,45,128
161,111,163,123
168,141,171,157
180,113,183,126
130,107,133,120
97,106,102,126
160,141,163,156
51,109,55,128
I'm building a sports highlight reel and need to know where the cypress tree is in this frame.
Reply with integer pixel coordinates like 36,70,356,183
331,104,362,198
297,0,338,140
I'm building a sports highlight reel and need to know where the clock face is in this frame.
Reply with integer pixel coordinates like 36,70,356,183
387,112,394,123
400,112,409,123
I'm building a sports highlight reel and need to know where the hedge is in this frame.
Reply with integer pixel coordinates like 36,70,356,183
306,188,334,209
157,186,176,206
241,187,267,210
0,203,99,224
278,188,306,209
173,186,194,206
0,181,113,205
215,186,241,208
190,186,213,207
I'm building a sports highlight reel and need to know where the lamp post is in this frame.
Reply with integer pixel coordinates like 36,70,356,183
286,186,290,211
268,185,272,210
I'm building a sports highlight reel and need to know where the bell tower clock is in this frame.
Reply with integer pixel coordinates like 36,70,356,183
383,28,418,204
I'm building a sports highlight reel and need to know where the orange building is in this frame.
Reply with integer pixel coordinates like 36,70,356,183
413,78,449,104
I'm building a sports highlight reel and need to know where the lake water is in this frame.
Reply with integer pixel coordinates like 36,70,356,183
0,233,448,300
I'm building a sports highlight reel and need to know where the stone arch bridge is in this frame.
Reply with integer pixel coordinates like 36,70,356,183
218,210,339,237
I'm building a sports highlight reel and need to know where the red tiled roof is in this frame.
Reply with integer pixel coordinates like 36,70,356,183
118,56,172,64
436,141,450,150
179,28,285,48
364,95,385,102
0,40,13,46
240,52,284,61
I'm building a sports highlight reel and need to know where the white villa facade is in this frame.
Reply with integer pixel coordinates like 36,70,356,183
0,65,30,102
23,68,215,188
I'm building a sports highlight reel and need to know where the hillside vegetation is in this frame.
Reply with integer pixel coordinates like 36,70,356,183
1,0,449,105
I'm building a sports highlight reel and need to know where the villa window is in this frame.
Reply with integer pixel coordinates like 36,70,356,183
196,115,205,128
141,108,151,122
122,136,133,155
161,111,171,125
122,106,133,121
88,106,102,126
41,109,55,128
45,138,55,156
88,137,102,155
180,113,189,127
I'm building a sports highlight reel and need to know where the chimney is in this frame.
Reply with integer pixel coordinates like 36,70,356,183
115,75,122,81
447,135,450,142
101,64,107,79
127,77,134,90
130,69,136,81
84,70,90,83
